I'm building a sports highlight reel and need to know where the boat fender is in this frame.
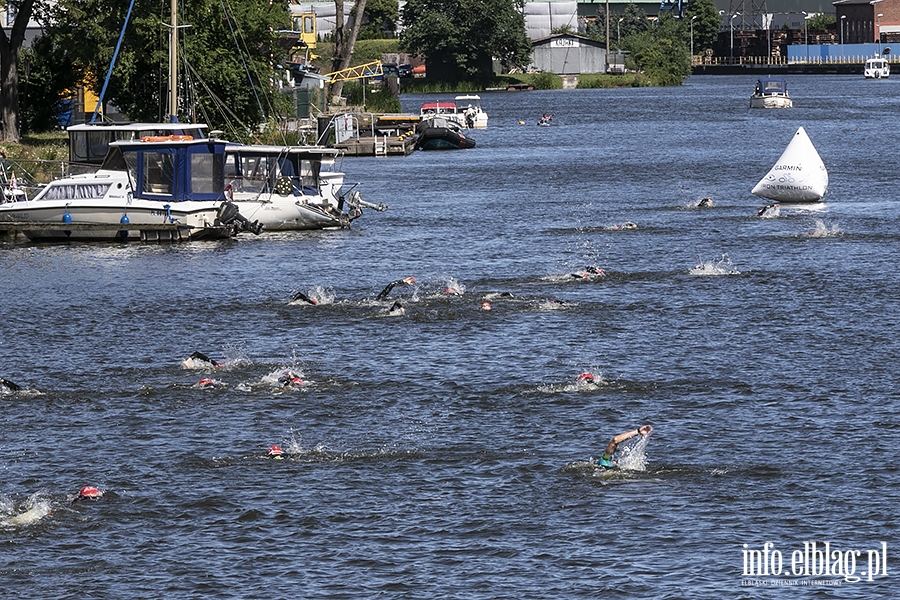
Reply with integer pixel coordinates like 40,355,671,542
875,71,881,79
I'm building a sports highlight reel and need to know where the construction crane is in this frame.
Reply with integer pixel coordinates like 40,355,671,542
324,60,383,82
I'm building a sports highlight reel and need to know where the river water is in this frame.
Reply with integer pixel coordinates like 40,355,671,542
2,75,898,598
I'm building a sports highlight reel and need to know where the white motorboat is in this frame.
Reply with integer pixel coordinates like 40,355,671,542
750,77,792,109
223,145,385,231
419,96,488,129
751,126,828,203
864,56,890,79
452,95,488,129
0,136,260,241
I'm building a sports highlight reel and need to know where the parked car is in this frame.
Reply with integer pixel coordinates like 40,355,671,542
398,64,412,78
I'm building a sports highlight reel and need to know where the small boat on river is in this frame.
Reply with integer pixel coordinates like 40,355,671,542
751,126,828,203
864,56,890,79
416,117,476,150
750,77,792,109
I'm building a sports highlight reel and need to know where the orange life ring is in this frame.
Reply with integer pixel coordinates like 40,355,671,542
140,135,194,142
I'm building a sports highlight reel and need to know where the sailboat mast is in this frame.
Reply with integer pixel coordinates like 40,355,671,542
168,0,178,122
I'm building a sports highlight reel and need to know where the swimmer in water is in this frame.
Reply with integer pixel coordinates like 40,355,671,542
182,351,223,369
598,425,653,468
388,301,405,316
481,301,492,310
277,371,303,388
72,486,103,504
570,266,605,279
289,290,318,305
376,277,416,301
1,377,21,392
577,372,596,384
197,377,221,388
757,203,780,217
267,445,285,459
697,197,713,208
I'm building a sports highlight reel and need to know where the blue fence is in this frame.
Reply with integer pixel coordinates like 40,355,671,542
787,43,895,63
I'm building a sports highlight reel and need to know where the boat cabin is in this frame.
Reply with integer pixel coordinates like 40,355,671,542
754,77,788,96
420,102,457,116
68,122,209,166
102,138,227,202
224,146,339,196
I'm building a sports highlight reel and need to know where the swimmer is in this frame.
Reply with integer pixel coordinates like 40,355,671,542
0,377,21,392
483,292,514,300
182,351,223,369
72,486,103,504
481,301,492,310
757,203,780,217
277,371,303,388
388,301,405,316
197,377,219,388
289,290,318,305
618,222,638,229
577,372,596,384
697,197,714,208
598,425,653,468
267,445,285,459
376,276,416,301
570,266,605,279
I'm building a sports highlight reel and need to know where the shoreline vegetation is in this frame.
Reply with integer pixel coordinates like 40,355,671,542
1,39,652,163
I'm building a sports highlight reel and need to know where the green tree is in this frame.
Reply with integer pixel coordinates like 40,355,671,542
683,0,720,53
39,0,289,138
622,12,690,85
400,0,531,82
19,36,80,132
358,0,400,39
620,2,651,38
0,0,37,142
807,14,835,30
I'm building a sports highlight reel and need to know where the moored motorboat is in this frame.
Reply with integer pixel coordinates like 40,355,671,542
223,144,385,231
750,77,792,109
452,95,488,129
415,117,476,150
0,137,261,241
751,126,828,203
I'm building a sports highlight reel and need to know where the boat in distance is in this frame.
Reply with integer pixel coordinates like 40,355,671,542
750,77,792,109
864,56,890,79
751,126,828,203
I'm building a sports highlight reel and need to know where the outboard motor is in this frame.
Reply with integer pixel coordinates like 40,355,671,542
216,201,263,235
343,190,388,217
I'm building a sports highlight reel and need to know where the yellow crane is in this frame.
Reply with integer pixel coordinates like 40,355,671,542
324,60,383,82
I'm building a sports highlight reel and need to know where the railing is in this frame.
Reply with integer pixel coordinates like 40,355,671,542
694,55,899,66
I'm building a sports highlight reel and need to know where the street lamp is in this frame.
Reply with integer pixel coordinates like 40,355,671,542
730,13,740,61
690,15,697,57
877,13,884,54
802,11,810,63
841,14,846,57
618,17,624,47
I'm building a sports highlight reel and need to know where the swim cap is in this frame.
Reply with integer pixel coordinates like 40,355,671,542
198,378,214,387
268,445,284,457
481,302,492,310
577,372,595,382
79,486,102,498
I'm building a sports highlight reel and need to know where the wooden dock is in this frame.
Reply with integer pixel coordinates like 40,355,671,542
334,133,417,157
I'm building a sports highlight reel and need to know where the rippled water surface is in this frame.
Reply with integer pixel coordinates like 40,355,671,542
2,75,899,598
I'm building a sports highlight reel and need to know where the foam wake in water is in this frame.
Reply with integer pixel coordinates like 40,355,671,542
1,493,52,528
809,219,841,238
690,254,741,276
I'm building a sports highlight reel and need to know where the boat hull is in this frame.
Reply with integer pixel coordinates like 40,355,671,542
229,195,348,230
416,128,476,150
0,199,229,241
750,95,792,109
